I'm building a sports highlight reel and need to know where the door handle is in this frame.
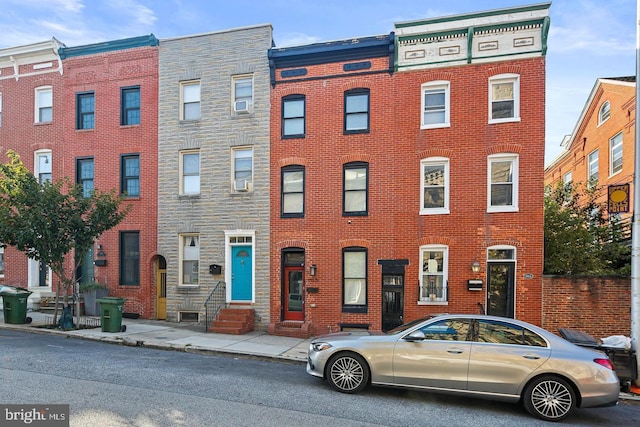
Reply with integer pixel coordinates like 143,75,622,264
447,348,464,354
523,354,540,360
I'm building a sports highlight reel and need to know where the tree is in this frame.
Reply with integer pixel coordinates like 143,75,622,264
0,150,130,327
544,181,630,275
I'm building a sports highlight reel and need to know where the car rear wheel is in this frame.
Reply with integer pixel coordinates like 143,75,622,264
523,375,576,422
326,352,369,393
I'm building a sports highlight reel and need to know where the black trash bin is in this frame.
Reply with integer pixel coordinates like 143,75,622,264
559,328,638,391
0,285,33,324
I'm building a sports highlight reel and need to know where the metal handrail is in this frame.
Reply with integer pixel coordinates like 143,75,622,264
204,280,226,333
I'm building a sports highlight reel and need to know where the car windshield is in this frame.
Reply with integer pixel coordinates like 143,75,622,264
386,317,432,335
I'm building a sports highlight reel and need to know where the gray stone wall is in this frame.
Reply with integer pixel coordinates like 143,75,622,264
158,25,273,329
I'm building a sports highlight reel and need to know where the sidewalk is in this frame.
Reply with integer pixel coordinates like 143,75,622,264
0,309,311,364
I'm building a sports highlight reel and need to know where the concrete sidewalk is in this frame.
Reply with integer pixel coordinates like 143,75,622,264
0,309,311,364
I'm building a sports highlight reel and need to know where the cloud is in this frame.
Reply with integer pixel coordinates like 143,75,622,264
106,0,157,27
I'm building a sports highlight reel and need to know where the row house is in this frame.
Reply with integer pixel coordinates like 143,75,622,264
0,36,159,317
269,3,550,337
157,25,273,328
544,77,636,227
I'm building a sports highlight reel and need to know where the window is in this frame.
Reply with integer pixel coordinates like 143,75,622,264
121,86,140,125
181,81,200,120
180,150,200,195
489,74,519,123
563,171,572,185
344,89,369,133
598,101,611,125
477,320,547,347
76,158,94,198
35,151,52,184
76,92,95,129
282,165,304,217
420,245,448,303
610,132,623,176
0,246,4,277
588,149,599,187
343,247,367,312
233,75,253,113
121,155,140,197
343,162,368,216
35,86,52,123
488,154,519,212
421,157,449,215
180,234,199,286
0,93,3,126
419,318,470,341
120,231,139,286
421,81,450,128
282,95,305,138
233,147,253,192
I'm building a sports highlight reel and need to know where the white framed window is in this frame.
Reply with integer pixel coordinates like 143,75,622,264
420,157,449,215
232,147,253,192
232,74,253,114
35,86,53,123
180,81,200,120
34,150,52,184
0,92,3,127
180,150,200,195
421,81,450,128
488,154,519,212
588,149,599,188
598,101,611,125
489,74,520,123
343,247,367,311
563,171,572,185
419,245,448,304
609,132,623,176
0,245,5,277
179,234,199,286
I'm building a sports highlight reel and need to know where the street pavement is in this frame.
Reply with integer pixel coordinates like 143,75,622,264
1,307,639,402
0,308,311,364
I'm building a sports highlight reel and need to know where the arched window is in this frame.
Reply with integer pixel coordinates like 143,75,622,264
598,101,610,125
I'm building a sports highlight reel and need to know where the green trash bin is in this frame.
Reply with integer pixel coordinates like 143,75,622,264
0,285,33,324
96,297,126,332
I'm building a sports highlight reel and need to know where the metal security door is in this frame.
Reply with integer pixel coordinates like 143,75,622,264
486,262,515,318
382,274,404,331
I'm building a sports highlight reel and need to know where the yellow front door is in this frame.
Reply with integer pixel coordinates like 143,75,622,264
156,267,166,320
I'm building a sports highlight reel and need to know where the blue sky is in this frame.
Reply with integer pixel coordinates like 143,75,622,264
0,0,635,165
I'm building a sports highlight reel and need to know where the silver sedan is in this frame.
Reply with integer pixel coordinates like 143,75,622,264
307,314,619,422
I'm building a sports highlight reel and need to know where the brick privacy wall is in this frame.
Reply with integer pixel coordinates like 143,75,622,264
60,46,159,318
158,26,273,328
542,276,631,338
271,54,546,335
0,60,65,290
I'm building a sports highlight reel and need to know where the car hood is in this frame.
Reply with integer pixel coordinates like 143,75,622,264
312,331,386,341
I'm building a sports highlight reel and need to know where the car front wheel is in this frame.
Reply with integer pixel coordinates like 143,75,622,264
523,375,576,422
326,352,369,393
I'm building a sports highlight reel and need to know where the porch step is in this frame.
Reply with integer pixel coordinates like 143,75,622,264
209,308,255,335
269,321,312,338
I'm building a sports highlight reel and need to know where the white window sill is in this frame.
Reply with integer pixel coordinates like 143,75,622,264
420,208,450,215
420,123,451,130
417,301,449,306
489,117,521,125
487,206,519,213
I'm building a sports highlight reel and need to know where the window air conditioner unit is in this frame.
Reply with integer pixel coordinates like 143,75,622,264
234,100,250,114
234,179,250,192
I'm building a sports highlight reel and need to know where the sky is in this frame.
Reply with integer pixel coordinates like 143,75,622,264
0,0,635,165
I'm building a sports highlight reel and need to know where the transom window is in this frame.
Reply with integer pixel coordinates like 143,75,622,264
489,74,520,123
35,86,52,123
181,81,200,120
76,158,94,198
344,89,369,133
233,147,253,192
343,162,368,216
180,234,199,286
121,86,140,125
76,92,95,130
421,81,450,128
588,149,599,187
609,132,623,176
180,150,200,195
343,247,367,312
420,245,448,303
598,101,611,125
488,154,519,212
282,95,305,138
282,165,304,217
121,154,140,197
421,157,449,215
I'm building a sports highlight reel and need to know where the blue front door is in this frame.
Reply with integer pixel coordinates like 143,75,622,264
231,245,252,301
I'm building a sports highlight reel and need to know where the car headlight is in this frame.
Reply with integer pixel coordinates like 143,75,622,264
310,342,332,352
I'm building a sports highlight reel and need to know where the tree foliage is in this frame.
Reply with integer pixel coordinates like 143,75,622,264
544,181,630,276
0,150,130,324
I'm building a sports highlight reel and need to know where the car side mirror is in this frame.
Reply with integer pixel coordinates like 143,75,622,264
404,330,426,342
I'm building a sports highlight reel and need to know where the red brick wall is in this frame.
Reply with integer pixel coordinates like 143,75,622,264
542,276,631,338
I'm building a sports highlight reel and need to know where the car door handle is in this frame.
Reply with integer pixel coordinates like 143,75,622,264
447,348,464,354
523,354,540,360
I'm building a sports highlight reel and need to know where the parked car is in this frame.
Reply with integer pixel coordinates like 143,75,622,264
307,314,619,422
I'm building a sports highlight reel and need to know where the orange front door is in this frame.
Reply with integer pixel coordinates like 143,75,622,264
284,267,304,321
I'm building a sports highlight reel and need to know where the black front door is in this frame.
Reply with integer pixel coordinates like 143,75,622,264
486,262,515,318
382,274,404,331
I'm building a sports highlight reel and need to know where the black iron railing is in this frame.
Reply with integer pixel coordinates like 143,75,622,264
204,280,226,333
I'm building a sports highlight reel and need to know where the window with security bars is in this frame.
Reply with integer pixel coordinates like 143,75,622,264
420,246,447,302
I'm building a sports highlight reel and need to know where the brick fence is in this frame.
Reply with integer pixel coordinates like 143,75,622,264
542,276,631,339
